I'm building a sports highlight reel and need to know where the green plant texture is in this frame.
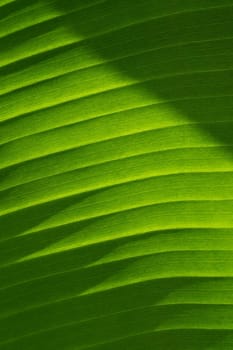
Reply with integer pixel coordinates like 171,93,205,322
0,0,233,349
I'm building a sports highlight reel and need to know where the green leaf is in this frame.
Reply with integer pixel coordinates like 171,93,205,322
0,0,233,349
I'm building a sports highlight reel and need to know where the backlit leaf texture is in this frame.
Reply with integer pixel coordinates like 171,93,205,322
0,0,233,349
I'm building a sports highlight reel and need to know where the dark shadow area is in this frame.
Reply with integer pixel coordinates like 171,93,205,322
0,0,36,20
2,243,213,322
0,226,217,286
1,291,233,349
90,329,233,350
1,271,233,347
0,191,98,241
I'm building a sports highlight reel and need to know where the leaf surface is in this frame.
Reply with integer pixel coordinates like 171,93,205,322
0,0,233,349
